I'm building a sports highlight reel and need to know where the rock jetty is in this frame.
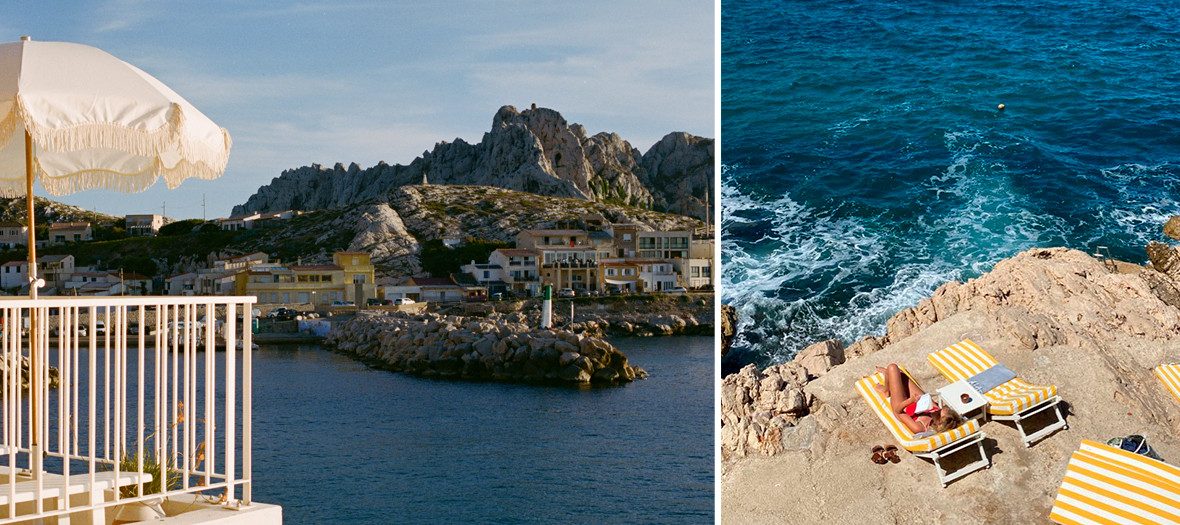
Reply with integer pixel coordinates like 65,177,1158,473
326,311,646,385
721,246,1180,524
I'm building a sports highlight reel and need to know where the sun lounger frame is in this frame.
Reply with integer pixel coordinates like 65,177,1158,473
856,369,990,487
928,339,1067,447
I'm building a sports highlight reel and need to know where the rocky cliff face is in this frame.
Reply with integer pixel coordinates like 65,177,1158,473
232,105,713,221
721,247,1180,523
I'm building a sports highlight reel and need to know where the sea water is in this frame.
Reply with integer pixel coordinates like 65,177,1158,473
251,339,713,524
722,0,1180,371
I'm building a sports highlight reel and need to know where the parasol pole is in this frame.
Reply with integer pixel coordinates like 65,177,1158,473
25,128,41,478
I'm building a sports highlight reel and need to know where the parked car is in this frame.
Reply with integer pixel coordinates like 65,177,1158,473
491,292,503,301
93,320,106,336
367,298,384,306
268,308,297,321
557,288,576,298
665,287,689,294
392,298,416,305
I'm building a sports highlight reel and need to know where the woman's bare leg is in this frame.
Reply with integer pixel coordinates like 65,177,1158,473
885,364,909,413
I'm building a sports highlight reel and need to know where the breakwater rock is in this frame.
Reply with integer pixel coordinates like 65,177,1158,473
326,311,647,385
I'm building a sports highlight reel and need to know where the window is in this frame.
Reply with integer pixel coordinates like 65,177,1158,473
691,267,700,278
298,292,309,303
352,257,359,266
483,271,489,279
702,267,711,278
353,274,366,283
606,268,616,276
73,233,81,241
623,233,631,241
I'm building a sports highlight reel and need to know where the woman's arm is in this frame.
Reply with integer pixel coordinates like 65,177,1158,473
897,413,927,434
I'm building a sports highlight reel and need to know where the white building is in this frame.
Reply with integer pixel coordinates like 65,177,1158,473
125,214,165,236
0,260,26,289
635,259,679,292
216,213,259,231
164,271,199,296
48,222,92,245
0,222,27,248
489,248,540,295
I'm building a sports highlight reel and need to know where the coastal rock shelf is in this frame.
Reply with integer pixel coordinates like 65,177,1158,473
326,311,647,385
721,246,1180,523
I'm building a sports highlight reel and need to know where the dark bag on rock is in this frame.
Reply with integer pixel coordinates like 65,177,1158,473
1106,434,1163,461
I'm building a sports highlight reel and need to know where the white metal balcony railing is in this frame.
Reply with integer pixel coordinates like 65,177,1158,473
0,295,254,523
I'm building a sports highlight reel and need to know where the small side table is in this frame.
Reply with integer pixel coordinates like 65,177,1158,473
937,380,987,421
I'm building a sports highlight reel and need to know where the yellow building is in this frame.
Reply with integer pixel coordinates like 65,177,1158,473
235,251,377,306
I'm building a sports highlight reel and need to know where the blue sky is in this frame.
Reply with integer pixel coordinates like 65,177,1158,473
1,1,715,218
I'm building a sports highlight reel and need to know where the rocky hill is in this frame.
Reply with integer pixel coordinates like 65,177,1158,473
720,246,1180,524
233,105,713,221
229,184,704,281
0,197,118,228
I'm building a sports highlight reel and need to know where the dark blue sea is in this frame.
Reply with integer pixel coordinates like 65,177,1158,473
722,0,1180,371
251,338,713,524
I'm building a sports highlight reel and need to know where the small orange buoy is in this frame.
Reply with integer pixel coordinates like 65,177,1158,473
997,103,1006,111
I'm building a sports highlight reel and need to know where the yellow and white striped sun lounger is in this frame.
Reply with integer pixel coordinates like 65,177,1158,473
1050,439,1180,524
855,368,989,487
928,339,1067,447
1154,364,1180,405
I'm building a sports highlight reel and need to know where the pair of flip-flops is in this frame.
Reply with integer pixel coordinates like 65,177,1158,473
871,445,900,464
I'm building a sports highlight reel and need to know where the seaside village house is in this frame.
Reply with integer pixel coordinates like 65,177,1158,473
200,252,269,295
164,271,199,296
487,248,541,296
516,229,603,293
459,260,509,296
235,251,377,306
216,212,259,231
0,221,27,248
1,254,75,294
384,276,467,303
680,234,714,289
450,216,714,297
125,213,165,236
48,221,92,245
62,270,151,296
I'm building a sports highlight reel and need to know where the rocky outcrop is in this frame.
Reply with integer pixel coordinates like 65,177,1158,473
232,105,712,222
326,311,646,385
721,304,736,357
640,132,714,219
1165,216,1180,241
721,247,1180,524
346,202,422,276
1,355,59,392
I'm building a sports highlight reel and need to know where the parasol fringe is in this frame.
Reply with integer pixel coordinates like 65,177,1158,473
0,101,21,151
0,157,227,198
3,96,231,174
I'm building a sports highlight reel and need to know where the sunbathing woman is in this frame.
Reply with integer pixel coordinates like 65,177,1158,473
874,364,963,434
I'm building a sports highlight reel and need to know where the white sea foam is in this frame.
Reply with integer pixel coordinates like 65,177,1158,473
723,136,1180,364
